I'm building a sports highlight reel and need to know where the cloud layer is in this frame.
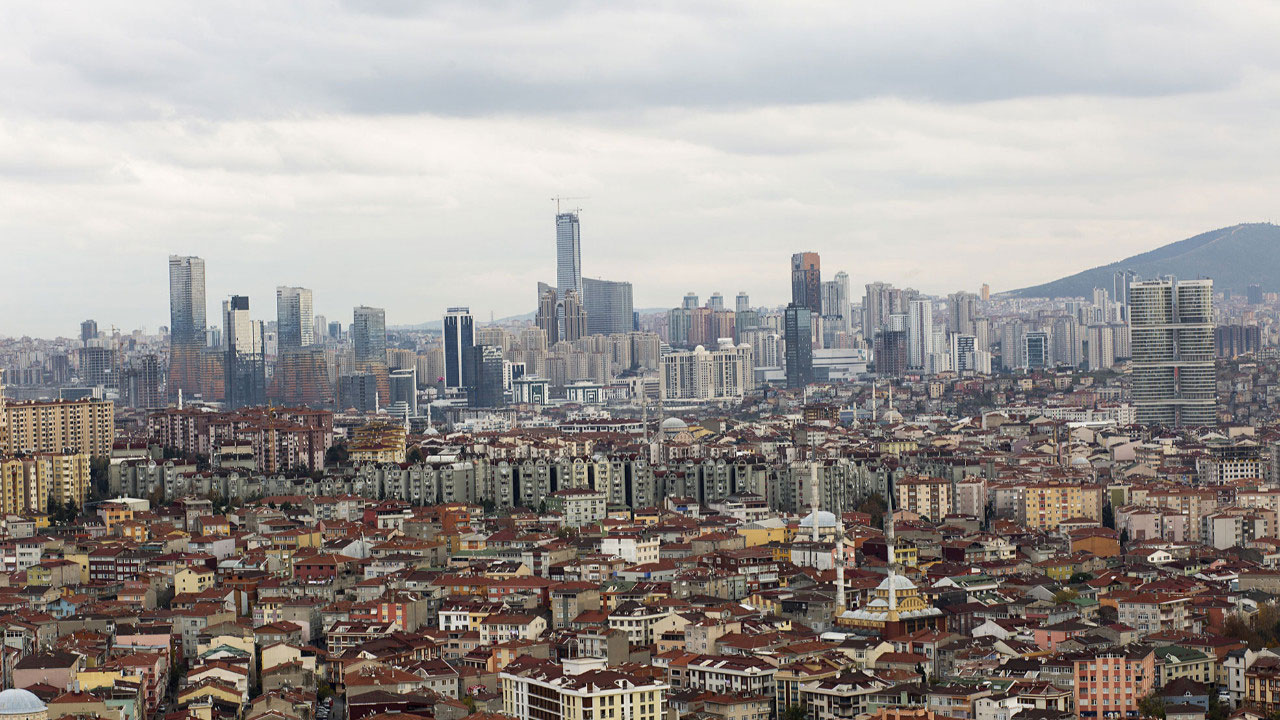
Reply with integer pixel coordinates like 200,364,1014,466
3,1,1280,336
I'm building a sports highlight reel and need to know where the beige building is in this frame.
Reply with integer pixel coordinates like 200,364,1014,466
1019,483,1102,531
896,476,952,522
0,452,87,515
502,656,666,720
4,398,113,458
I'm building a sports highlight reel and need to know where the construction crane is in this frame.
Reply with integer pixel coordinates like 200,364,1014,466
551,196,589,214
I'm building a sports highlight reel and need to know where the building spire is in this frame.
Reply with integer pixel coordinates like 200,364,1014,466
886,477,899,622
810,461,820,544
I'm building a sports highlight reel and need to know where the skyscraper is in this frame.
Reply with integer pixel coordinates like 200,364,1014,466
223,295,266,408
467,345,506,408
1023,330,1050,369
907,299,934,370
444,307,475,389
707,293,724,311
276,287,315,352
582,277,634,336
561,290,587,342
1130,278,1216,427
791,252,822,313
556,212,582,297
682,293,699,310
168,255,207,399
536,284,560,345
821,271,852,340
80,320,97,343
948,291,978,335
1248,283,1264,305
735,292,750,314
784,304,814,389
1113,269,1137,322
352,306,387,365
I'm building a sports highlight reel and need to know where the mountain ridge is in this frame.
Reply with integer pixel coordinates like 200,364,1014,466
1007,222,1280,298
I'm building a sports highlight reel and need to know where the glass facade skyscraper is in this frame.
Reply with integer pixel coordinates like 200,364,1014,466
168,255,206,399
352,306,387,364
444,307,475,389
556,212,582,296
276,286,314,351
1130,278,1216,427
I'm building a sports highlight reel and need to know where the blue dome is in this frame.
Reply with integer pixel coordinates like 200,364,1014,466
0,689,45,715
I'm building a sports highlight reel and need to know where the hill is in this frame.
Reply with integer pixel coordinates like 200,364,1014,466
1007,223,1280,298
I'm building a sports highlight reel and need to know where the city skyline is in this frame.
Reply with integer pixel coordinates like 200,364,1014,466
6,3,1280,336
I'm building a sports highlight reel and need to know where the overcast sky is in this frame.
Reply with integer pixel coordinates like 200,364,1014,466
4,1,1280,337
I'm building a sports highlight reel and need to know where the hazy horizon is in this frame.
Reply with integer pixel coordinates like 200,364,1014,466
5,2,1280,336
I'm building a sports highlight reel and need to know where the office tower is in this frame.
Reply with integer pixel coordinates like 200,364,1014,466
791,252,822,313
783,304,814,389
907,299,933,370
389,367,418,417
582,278,634,336
352,306,387,364
338,372,380,411
443,307,475,389
667,307,692,348
561,290,587,342
980,283,991,301
77,345,116,388
821,271,852,340
276,286,315,352
168,255,207,399
1023,330,1051,369
327,321,342,340
556,211,582,296
467,346,505,408
1248,283,1264,305
269,348,335,408
682,293,699,310
1130,278,1216,426
223,295,266,408
536,284,560,346
80,320,97,343
948,291,978,335
874,328,908,377
314,314,326,343
123,354,165,409
735,292,750,314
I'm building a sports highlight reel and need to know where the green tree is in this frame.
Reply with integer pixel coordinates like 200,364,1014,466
1069,572,1093,584
407,446,424,464
89,456,110,499
1138,693,1165,720
781,706,806,720
325,444,349,466
1053,588,1080,604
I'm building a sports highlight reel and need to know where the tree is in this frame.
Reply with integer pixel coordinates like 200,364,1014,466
781,706,806,720
1069,572,1093,584
325,444,349,466
407,446,424,464
857,494,887,528
90,456,110,499
1102,502,1115,529
1138,693,1165,720
1053,588,1079,604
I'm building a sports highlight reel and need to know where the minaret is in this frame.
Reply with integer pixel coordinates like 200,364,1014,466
810,461,820,544
835,490,847,613
886,480,899,623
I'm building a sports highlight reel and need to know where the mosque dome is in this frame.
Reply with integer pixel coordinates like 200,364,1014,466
0,689,46,717
799,510,839,528
661,417,689,432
